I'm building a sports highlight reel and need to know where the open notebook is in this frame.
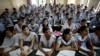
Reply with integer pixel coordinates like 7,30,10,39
93,46,100,49
36,48,51,56
57,50,76,56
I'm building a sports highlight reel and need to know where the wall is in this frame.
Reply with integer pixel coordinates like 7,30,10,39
88,0,100,9
75,0,80,5
0,0,27,14
56,0,68,5
0,0,12,13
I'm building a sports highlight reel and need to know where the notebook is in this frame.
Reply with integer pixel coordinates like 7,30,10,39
57,50,75,56
36,48,51,56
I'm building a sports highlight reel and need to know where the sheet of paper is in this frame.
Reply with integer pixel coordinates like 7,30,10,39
57,50,75,56
36,48,51,56
93,46,100,49
80,47,90,51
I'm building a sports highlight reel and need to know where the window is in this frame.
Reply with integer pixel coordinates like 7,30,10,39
39,0,46,6
31,0,38,6
68,0,75,4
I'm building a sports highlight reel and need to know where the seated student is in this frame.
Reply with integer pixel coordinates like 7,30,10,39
9,25,36,56
89,12,100,29
0,27,19,56
45,12,54,26
61,18,78,34
54,12,64,26
0,12,13,27
74,26,95,56
14,18,24,33
28,19,39,33
56,28,78,51
90,26,100,56
34,12,43,26
11,12,19,21
39,18,53,34
77,19,87,28
38,27,56,56
73,12,82,25
23,14,30,25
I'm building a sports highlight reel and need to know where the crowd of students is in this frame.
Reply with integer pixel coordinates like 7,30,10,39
0,3,100,56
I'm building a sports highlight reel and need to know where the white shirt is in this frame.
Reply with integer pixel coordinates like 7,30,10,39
61,22,77,32
40,34,56,48
28,24,39,32
19,32,36,41
74,33,91,48
14,24,24,33
0,34,20,48
57,36,75,47
39,24,53,33
90,33,100,44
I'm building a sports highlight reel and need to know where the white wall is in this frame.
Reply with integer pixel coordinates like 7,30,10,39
0,0,27,13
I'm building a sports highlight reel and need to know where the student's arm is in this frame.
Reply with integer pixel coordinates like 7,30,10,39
38,41,46,54
56,43,78,51
87,40,94,53
65,42,78,51
78,40,94,55
56,42,68,51
72,25,78,34
49,41,55,54
28,37,35,51
19,39,24,51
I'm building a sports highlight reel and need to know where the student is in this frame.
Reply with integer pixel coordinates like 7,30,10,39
74,26,94,56
77,19,87,28
39,18,53,34
14,18,24,33
56,28,78,51
61,18,78,33
34,13,43,26
90,26,100,56
89,12,100,29
9,25,36,56
0,12,13,27
45,12,54,26
23,14,30,25
73,12,82,24
0,27,18,56
38,27,56,56
54,12,64,26
28,19,39,33
11,12,19,21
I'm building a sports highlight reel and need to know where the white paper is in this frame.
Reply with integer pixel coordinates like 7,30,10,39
36,48,51,56
80,47,90,51
57,50,75,56
93,46,100,49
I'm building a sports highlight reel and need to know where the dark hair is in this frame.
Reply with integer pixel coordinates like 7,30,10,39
22,25,28,31
77,12,80,14
42,27,49,33
25,14,29,17
78,26,88,33
29,19,34,22
94,26,100,32
68,18,73,21
5,26,14,33
66,13,69,16
46,12,50,15
42,18,48,27
96,11,100,16
17,17,23,22
62,28,71,42
81,19,86,22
